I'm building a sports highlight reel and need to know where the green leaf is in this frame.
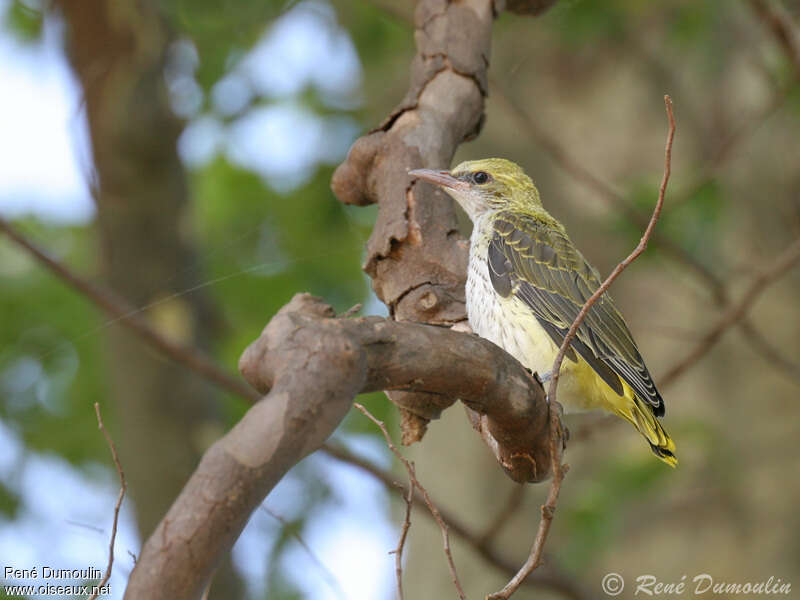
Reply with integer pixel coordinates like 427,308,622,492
0,480,20,518
3,0,43,43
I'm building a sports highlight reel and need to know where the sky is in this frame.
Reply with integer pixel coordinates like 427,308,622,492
0,1,395,598
0,0,92,223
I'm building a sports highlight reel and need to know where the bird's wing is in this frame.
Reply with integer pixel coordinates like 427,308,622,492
488,214,664,415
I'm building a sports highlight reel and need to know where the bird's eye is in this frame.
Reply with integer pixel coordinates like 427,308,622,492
472,171,491,185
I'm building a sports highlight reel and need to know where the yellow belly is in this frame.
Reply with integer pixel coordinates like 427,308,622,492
468,254,621,413
466,235,677,465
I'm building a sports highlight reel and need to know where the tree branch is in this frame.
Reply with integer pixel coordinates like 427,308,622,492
488,95,676,600
492,76,799,386
0,215,582,599
0,217,259,404
122,293,553,598
333,0,503,442
354,403,464,600
660,237,800,387
749,0,800,80
320,443,588,600
89,403,127,600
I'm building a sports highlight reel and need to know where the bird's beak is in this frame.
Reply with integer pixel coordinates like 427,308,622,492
408,168,470,191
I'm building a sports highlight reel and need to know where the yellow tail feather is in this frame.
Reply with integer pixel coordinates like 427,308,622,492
612,396,677,467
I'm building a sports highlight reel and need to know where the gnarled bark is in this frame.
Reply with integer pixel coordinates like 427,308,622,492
124,294,555,599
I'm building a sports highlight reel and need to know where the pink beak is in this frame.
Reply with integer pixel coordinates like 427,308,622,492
408,168,470,191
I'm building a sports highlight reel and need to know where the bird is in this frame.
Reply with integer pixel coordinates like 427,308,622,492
409,158,676,466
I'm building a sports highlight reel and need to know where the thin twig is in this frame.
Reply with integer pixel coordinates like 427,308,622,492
261,506,347,600
492,75,798,384
0,217,260,404
0,214,585,599
476,484,526,549
666,88,788,213
738,321,800,384
65,519,105,535
491,78,724,299
321,444,588,600
389,483,414,600
200,577,213,600
488,95,676,600
660,237,800,387
749,0,800,80
88,403,126,600
354,403,466,600
340,303,363,318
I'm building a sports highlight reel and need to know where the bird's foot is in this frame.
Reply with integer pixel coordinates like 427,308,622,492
536,369,553,386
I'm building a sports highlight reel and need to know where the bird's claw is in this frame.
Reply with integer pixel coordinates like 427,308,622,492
536,369,553,386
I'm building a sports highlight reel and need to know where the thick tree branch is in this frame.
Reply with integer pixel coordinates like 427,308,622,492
239,296,552,483
124,293,553,598
334,0,507,441
0,215,581,599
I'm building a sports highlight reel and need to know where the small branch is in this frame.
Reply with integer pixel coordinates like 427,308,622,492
491,79,724,299
660,237,800,387
548,95,675,405
88,403,127,600
0,217,260,404
261,506,346,600
477,484,526,548
321,444,588,600
738,321,800,385
354,403,465,600
749,0,800,80
488,95,676,600
0,215,581,596
390,482,414,600
492,73,794,382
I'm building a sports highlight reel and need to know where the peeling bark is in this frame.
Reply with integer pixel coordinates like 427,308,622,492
121,1,562,595
331,0,554,441
124,294,556,599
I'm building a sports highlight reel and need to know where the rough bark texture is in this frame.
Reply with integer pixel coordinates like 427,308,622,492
331,0,556,443
504,0,558,16
54,2,240,597
332,0,496,437
124,294,554,599
331,0,494,325
112,0,563,595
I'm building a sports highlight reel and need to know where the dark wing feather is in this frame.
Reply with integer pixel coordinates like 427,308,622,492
489,214,664,416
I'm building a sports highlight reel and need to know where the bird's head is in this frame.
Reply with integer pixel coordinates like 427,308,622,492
409,158,542,221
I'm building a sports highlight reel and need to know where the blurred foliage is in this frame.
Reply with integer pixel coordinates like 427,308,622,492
611,178,723,268
163,0,280,91
0,222,107,463
557,456,671,570
2,0,42,42
0,479,19,518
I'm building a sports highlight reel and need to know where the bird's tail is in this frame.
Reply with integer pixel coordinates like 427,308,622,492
612,396,677,467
